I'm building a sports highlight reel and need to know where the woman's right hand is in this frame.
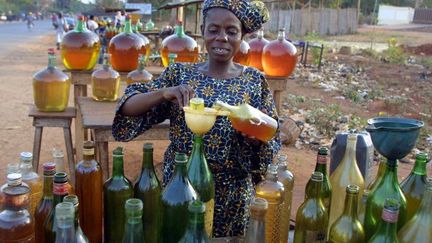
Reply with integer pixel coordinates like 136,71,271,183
162,84,195,108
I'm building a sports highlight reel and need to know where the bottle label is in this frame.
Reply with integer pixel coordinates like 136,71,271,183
317,155,327,164
305,230,326,242
382,209,398,223
53,182,68,195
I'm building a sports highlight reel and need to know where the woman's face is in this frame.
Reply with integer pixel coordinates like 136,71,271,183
202,8,243,63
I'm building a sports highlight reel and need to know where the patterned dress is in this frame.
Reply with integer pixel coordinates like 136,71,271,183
112,62,281,237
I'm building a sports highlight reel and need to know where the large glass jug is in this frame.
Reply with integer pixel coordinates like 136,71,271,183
262,28,297,77
61,16,100,70
91,53,120,101
248,29,269,71
233,40,250,66
126,55,153,85
132,24,151,60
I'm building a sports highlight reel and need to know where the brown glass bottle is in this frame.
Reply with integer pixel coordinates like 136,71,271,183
91,53,120,101
126,54,153,85
233,40,251,66
75,141,103,243
248,29,269,71
61,16,100,70
262,28,297,77
34,162,56,243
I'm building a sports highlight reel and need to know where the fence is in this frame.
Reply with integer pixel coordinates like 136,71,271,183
413,8,432,24
264,8,358,36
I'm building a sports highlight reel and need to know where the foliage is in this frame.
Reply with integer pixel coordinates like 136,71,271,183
380,38,406,64
348,114,368,131
418,57,432,70
306,104,342,137
305,31,324,66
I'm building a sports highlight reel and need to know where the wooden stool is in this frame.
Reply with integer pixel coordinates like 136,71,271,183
29,106,76,183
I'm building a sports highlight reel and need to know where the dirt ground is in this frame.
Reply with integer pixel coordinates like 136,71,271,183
0,26,428,220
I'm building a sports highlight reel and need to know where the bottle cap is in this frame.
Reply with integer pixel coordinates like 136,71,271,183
250,197,268,211
277,154,288,164
20,152,33,162
83,141,95,149
54,172,68,183
311,171,323,182
7,173,22,186
48,48,55,55
143,143,153,151
63,195,79,206
77,15,84,21
266,164,277,175
188,200,206,213
175,152,188,163
318,147,329,155
125,198,143,218
43,162,56,174
55,202,74,222
113,147,124,156
346,184,360,194
168,53,178,59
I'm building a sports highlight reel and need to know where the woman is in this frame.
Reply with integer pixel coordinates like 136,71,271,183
112,0,280,237
54,12,67,50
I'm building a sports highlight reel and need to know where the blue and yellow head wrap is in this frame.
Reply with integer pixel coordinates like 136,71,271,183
202,0,269,34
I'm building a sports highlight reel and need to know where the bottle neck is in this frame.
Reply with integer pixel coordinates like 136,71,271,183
215,100,240,117
341,138,357,167
174,162,188,178
142,149,154,170
20,162,33,176
310,179,322,199
112,154,125,178
187,211,206,232
412,158,427,176
53,181,68,206
124,20,132,34
257,29,264,40
176,24,185,38
191,135,204,158
83,148,95,163
343,192,359,218
76,19,85,32
48,54,56,69
383,159,398,182
277,30,285,41
54,155,66,173
103,56,110,70
315,153,328,174
42,173,54,198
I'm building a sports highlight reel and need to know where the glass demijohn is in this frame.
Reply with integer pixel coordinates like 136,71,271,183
248,29,269,71
91,53,120,102
233,40,251,66
126,54,153,85
262,28,297,77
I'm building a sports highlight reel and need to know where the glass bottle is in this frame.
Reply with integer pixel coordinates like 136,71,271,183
255,164,284,243
248,28,269,71
305,147,332,215
357,189,369,224
75,141,103,243
293,172,328,243
126,54,153,85
364,159,407,241
33,48,70,112
0,162,21,211
91,53,120,102
109,15,148,72
160,21,199,67
103,147,133,243
244,197,268,243
61,15,100,70
233,40,251,66
187,135,215,237
328,184,365,243
161,152,198,243
400,152,428,221
132,24,151,60
367,157,386,191
179,200,210,243
123,198,145,243
398,178,432,243
276,154,294,242
134,143,161,243
52,148,74,194
329,134,364,228
368,198,400,243
214,100,278,142
19,152,42,217
34,162,56,243
262,28,297,77
63,195,89,243
0,173,34,242
54,202,76,243
44,172,69,243
145,19,154,31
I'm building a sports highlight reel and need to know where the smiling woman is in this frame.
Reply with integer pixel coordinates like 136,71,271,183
112,0,280,238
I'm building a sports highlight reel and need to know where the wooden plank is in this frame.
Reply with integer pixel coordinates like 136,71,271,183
32,127,43,173
29,106,76,119
33,118,72,128
63,127,75,186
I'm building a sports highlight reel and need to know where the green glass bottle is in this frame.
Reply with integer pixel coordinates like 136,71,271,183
398,178,432,243
244,197,268,243
35,162,56,243
63,195,89,243
364,159,407,241
277,154,294,243
187,134,215,237
368,198,400,243
400,152,428,221
328,184,365,243
358,189,370,224
162,152,198,243
367,157,386,191
305,147,332,215
179,200,211,243
54,202,76,243
134,143,161,243
103,147,133,243
293,172,328,243
122,198,145,243
44,172,70,243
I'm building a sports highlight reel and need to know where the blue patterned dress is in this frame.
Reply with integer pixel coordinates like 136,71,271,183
112,62,281,237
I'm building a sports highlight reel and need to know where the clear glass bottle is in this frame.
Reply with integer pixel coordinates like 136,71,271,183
63,195,89,243
293,172,328,243
214,100,278,142
103,147,133,243
91,53,120,102
276,154,294,242
134,143,161,243
248,28,269,71
368,198,400,243
161,152,198,243
126,54,153,85
123,198,145,243
179,200,210,243
0,163,21,211
54,202,76,243
0,173,34,242
52,148,74,194
20,152,42,218
262,28,297,77
160,21,199,67
75,141,103,243
400,152,428,221
255,164,285,243
187,135,215,237
61,16,100,70
233,40,251,66
305,147,332,215
244,197,268,243
33,48,70,112
329,134,364,228
328,184,365,243
357,189,369,224
398,178,432,243
35,162,56,243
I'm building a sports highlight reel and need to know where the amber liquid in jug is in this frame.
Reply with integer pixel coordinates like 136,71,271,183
126,54,153,85
262,28,297,77
61,16,100,70
132,24,151,61
233,40,251,66
160,21,199,67
33,49,70,112
248,29,269,71
91,53,120,101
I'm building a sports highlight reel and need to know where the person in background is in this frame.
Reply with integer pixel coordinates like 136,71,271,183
54,12,67,50
112,0,279,237
26,12,34,29
87,15,99,32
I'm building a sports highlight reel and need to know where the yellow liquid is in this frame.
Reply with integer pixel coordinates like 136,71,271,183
204,199,214,237
160,47,199,67
278,172,294,242
91,73,120,102
22,178,42,217
61,43,100,70
256,185,284,243
33,79,70,112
